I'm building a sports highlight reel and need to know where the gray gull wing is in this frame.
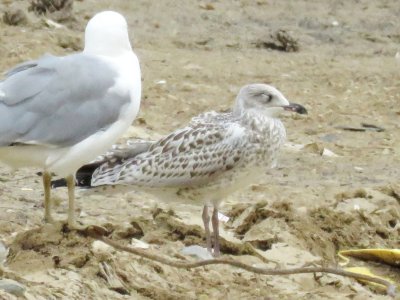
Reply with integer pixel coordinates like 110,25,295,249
0,53,130,147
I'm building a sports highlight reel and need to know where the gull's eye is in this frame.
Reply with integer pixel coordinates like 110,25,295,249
261,93,272,103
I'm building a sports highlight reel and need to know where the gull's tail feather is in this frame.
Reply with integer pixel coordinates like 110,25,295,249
50,161,103,188
49,139,153,188
90,158,127,186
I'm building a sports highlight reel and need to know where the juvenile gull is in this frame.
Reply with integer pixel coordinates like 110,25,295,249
60,84,306,254
0,11,141,228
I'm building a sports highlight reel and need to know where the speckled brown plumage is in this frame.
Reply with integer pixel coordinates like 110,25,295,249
85,83,307,255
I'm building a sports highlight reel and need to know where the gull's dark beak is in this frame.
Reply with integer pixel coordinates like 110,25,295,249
283,103,307,114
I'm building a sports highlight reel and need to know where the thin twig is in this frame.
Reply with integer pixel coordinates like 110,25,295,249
90,232,396,297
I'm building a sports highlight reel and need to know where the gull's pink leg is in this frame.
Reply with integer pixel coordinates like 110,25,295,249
211,206,220,256
202,205,212,253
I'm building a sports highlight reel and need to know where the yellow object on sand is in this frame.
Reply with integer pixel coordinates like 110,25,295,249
344,267,395,292
338,249,399,292
338,248,400,267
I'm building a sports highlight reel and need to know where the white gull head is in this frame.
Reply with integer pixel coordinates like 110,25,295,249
233,83,307,118
84,11,132,56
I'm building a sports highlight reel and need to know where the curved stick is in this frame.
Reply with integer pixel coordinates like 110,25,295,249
89,231,396,297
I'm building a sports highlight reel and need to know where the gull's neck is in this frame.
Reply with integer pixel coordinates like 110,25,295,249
83,28,133,57
239,110,284,135
83,44,133,58
235,107,279,122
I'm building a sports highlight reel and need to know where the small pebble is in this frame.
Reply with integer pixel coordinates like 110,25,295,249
131,238,149,249
354,166,363,172
0,279,25,297
322,148,338,157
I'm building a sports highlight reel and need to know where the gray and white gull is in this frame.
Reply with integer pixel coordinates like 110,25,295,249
0,11,141,228
58,84,306,254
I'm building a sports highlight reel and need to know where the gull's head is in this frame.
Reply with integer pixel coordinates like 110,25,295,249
233,83,307,118
84,11,132,56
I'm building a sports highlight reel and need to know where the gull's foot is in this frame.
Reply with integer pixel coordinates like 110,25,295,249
212,248,221,257
43,214,55,224
212,238,221,257
203,245,220,257
65,222,109,237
